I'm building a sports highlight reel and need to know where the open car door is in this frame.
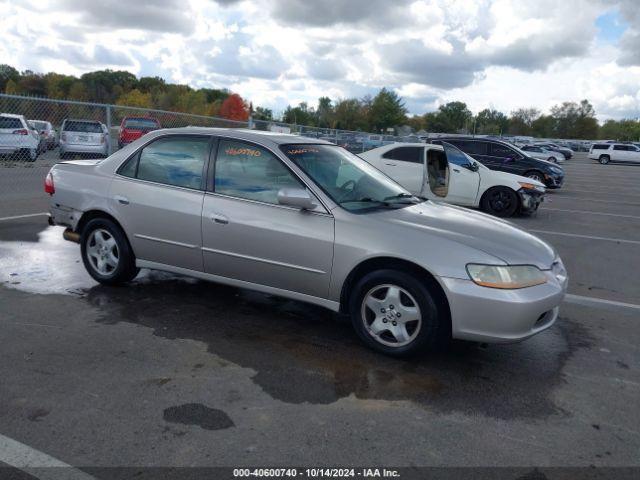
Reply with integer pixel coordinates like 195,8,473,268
421,143,480,206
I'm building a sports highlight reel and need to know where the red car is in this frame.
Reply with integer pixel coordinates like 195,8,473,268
118,116,161,148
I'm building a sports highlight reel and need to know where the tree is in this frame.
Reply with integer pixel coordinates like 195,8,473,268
283,102,316,126
508,108,540,135
531,115,556,138
475,108,509,135
68,81,89,101
368,88,407,131
116,89,151,108
218,93,249,121
316,96,334,128
0,64,19,92
551,99,597,139
333,98,366,131
253,106,273,121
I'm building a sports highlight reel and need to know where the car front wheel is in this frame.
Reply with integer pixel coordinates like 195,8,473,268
599,155,610,165
480,187,519,217
81,218,139,285
349,269,444,356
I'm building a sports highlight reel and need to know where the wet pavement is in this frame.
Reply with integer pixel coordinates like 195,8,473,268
0,153,639,470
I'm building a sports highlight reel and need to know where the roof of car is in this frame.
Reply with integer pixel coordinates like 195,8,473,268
152,127,335,146
1,113,25,118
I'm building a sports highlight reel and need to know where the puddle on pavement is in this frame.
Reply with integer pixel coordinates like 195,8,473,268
1,226,594,419
163,404,234,431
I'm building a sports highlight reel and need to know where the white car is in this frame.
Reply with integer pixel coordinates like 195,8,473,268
520,145,564,164
0,113,40,161
589,143,640,164
360,142,545,217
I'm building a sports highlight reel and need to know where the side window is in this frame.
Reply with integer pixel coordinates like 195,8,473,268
382,146,424,163
441,142,472,167
130,136,209,189
460,141,488,155
214,139,304,204
613,145,628,151
490,143,517,158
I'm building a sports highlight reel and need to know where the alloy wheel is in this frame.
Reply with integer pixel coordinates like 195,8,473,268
86,228,119,276
361,284,422,347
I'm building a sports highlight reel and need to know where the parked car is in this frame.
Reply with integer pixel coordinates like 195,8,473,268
432,137,565,189
361,142,545,217
29,120,57,150
589,143,640,164
59,119,110,159
534,142,573,160
520,145,564,164
0,113,40,161
46,128,567,356
118,116,161,148
362,134,395,151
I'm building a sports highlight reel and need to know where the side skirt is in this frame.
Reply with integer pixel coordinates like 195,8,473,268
136,259,341,312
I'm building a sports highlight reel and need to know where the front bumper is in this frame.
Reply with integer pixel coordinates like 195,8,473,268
440,270,567,343
518,188,544,215
544,173,564,189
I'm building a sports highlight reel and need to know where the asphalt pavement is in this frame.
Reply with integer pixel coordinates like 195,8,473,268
0,152,639,477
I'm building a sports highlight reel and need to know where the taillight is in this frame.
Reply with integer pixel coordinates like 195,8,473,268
44,173,55,195
13,129,28,135
101,134,106,144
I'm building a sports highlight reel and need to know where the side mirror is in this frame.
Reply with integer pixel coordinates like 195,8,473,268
277,188,318,210
466,163,479,172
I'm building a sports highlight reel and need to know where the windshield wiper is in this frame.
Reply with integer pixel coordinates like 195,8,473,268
339,197,391,206
382,193,422,203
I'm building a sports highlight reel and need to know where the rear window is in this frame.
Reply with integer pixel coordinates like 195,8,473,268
382,146,423,164
592,144,610,150
30,121,48,130
124,118,160,130
0,117,24,129
63,121,102,133
457,140,488,155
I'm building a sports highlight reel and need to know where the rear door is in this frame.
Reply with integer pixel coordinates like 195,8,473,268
376,146,424,194
488,142,521,174
110,134,211,271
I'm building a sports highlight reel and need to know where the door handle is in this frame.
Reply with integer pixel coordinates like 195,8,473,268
210,213,229,225
453,168,460,173
384,162,397,166
114,195,129,205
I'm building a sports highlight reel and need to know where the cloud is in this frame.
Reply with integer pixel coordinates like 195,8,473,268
270,0,412,27
54,0,196,33
35,45,133,68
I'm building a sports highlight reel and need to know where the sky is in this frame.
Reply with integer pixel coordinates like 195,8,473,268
1,0,639,121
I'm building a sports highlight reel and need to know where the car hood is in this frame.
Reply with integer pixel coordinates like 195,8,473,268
378,201,556,269
483,168,545,188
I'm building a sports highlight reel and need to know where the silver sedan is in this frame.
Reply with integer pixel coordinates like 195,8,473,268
47,128,568,356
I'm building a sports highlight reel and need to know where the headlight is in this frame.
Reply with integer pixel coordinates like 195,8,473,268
518,181,545,192
466,264,547,289
549,166,563,174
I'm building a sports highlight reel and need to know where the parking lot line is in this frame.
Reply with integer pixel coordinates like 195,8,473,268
565,294,640,312
551,197,640,206
0,433,95,480
528,229,640,245
0,212,48,222
539,208,640,220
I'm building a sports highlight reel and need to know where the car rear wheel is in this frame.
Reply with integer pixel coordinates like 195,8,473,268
480,187,519,217
81,218,139,285
349,269,443,356
599,155,610,165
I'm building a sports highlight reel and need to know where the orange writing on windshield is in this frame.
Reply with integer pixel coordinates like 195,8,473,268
225,147,261,157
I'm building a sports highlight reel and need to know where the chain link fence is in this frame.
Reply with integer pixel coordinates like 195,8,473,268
0,93,434,217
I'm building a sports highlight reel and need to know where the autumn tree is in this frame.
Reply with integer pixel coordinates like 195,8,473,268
218,93,249,121
116,89,152,108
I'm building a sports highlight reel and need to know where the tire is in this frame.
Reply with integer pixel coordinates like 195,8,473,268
349,269,444,357
80,218,139,285
480,187,519,218
547,157,556,163
599,155,610,165
524,170,545,183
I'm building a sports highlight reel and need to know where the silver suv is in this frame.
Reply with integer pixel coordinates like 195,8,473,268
46,129,568,356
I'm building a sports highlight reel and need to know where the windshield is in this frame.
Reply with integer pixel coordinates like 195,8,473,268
63,121,102,133
124,118,159,130
280,144,420,212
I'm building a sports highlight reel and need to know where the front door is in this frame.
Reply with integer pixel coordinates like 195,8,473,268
109,135,211,271
201,138,335,300
424,143,480,206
